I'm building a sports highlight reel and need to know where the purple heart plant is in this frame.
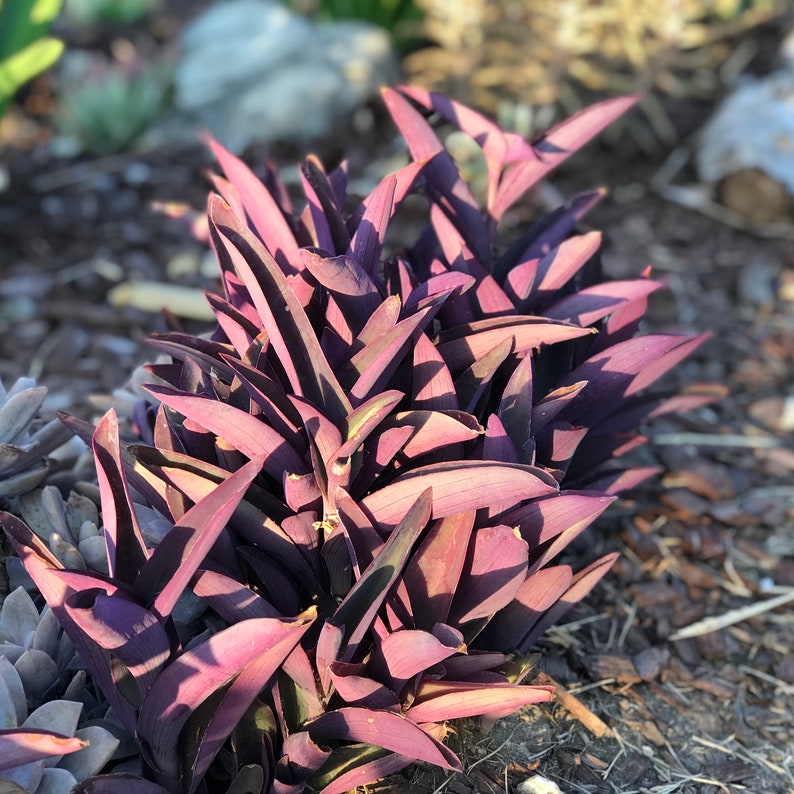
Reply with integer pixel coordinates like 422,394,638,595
1,87,710,793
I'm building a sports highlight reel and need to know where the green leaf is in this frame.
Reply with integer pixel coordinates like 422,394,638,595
0,36,62,112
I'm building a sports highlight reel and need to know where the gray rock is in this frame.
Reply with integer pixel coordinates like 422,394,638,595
175,1,315,112
174,0,399,151
696,69,794,194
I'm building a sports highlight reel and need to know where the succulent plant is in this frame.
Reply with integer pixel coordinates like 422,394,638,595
0,586,120,793
1,87,709,793
13,486,106,575
54,51,171,156
0,378,75,501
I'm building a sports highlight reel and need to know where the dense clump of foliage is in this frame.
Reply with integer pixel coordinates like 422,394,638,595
0,87,708,793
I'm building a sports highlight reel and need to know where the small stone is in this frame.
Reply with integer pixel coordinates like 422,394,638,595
516,775,563,794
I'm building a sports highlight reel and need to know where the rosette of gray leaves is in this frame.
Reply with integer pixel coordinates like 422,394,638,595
0,587,119,793
0,378,74,499
14,486,107,574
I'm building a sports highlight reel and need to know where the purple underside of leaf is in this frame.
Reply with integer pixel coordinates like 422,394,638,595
207,294,259,356
455,336,513,413
193,569,281,620
134,456,263,617
0,512,140,733
93,410,149,585
384,410,481,461
483,414,520,465
475,564,573,651
143,384,306,478
138,456,324,596
407,680,554,723
186,617,315,794
502,490,615,553
301,251,383,332
397,85,531,209
412,332,459,412
381,87,491,264
0,729,88,770
331,490,432,660
344,309,432,405
438,651,508,680
146,334,239,382
377,627,464,682
429,206,514,318
306,707,462,771
312,748,413,794
288,395,342,474
302,156,351,253
332,489,383,578
209,195,351,425
531,382,588,434
218,356,306,450
529,231,603,301
346,172,396,271
402,511,475,630
361,461,558,531
130,444,291,524
206,136,302,275
450,525,528,624
552,333,710,428
437,317,594,372
138,612,315,781
329,663,400,710
518,553,619,652
64,588,170,667
404,271,475,314
491,95,639,219
192,569,323,717
544,278,664,326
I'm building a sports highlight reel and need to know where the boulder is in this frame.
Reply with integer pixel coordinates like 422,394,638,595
174,0,399,151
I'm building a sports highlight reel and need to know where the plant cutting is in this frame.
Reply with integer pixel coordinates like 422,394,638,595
1,86,710,792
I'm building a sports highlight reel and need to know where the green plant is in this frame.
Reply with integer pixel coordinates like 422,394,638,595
65,0,158,25
293,0,424,51
54,53,169,155
2,87,710,792
0,0,64,117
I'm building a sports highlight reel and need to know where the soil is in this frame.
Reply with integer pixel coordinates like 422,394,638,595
2,7,794,794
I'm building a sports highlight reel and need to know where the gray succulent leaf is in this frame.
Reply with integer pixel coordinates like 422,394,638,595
0,646,24,666
0,657,26,726
15,489,104,573
22,702,83,764
0,758,44,792
14,651,59,705
0,589,40,648
33,767,78,794
0,388,47,447
0,467,50,501
30,610,60,660
59,726,119,782
0,444,39,474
